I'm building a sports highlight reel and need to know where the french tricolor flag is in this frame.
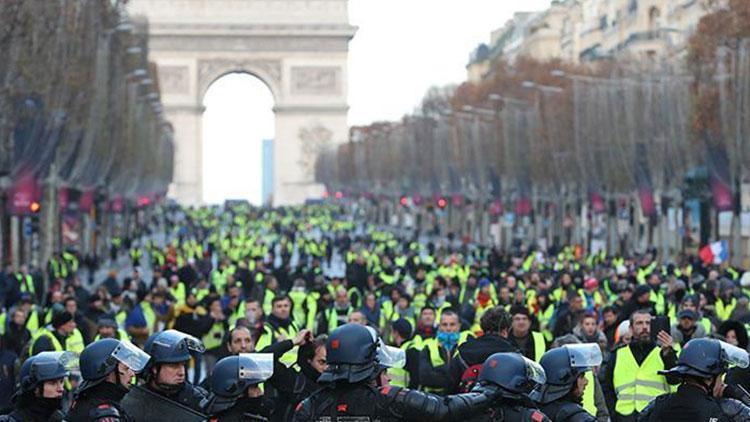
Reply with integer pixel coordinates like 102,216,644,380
699,240,729,265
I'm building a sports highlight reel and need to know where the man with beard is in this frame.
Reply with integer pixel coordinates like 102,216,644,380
67,339,151,421
602,310,676,422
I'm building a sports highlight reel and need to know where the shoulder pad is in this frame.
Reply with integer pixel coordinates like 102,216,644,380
378,385,404,400
293,398,313,422
89,403,122,421
519,408,551,422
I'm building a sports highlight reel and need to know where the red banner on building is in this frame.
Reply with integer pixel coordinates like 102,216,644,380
7,171,42,216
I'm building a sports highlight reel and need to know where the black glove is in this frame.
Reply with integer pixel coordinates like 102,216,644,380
724,384,750,407
471,383,501,400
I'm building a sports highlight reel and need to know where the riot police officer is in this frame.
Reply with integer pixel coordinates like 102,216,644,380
293,323,497,421
0,351,73,422
204,353,274,421
466,352,552,422
537,344,600,422
67,338,151,421
639,337,750,421
121,329,209,421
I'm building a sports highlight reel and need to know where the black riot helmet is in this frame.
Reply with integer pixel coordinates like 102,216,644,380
20,352,76,394
205,353,274,415
660,338,749,380
318,323,405,384
477,352,547,401
538,343,602,404
144,329,205,365
77,339,151,394
318,323,378,383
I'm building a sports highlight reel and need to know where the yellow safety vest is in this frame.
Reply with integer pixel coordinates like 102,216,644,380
582,370,596,416
613,346,670,415
25,309,41,334
532,331,546,362
289,290,308,329
141,302,156,336
30,327,64,356
202,321,226,351
16,274,34,295
326,307,352,334
538,305,556,342
389,339,416,388
170,283,186,306
115,310,127,330
262,289,276,315
65,328,85,354
422,338,450,393
305,293,319,332
256,322,299,367
717,298,737,321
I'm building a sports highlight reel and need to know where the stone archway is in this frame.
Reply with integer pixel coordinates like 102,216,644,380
127,0,356,205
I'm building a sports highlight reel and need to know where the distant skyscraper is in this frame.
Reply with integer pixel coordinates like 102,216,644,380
262,139,274,205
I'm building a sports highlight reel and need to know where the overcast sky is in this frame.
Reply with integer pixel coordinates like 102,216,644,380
203,0,552,204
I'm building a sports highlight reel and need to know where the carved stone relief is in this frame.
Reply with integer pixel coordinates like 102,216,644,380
159,66,190,95
298,124,333,179
291,66,341,95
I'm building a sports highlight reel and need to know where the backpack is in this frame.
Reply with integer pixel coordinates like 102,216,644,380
457,352,483,393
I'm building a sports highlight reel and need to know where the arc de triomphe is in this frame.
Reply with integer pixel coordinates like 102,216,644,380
127,0,356,205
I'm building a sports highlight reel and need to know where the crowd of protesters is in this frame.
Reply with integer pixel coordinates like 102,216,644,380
0,203,748,421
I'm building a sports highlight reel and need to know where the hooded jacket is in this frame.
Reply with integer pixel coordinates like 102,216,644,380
448,333,518,393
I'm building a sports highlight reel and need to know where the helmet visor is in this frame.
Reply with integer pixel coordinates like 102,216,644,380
524,356,547,385
238,353,274,382
366,326,404,369
378,345,406,369
112,340,151,373
721,341,750,369
154,329,206,354
565,343,603,369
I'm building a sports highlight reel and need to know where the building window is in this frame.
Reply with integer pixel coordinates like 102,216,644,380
629,0,638,14
648,7,661,31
